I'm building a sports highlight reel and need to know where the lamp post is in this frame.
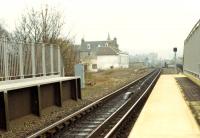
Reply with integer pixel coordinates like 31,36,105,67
173,47,177,73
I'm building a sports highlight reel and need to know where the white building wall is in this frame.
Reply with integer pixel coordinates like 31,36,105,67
81,59,98,72
87,59,98,72
97,55,119,70
97,54,129,70
119,54,129,68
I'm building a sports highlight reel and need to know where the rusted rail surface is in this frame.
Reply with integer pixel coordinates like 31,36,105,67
27,68,161,138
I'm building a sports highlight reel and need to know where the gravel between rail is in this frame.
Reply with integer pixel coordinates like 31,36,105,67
0,68,151,138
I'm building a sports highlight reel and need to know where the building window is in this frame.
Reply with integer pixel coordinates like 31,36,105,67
87,44,91,49
92,64,97,69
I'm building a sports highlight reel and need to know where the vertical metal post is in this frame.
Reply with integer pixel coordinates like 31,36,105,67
175,52,177,73
42,44,46,76
3,38,8,80
50,44,54,75
31,43,36,77
4,92,9,130
173,47,177,74
57,46,61,76
55,82,62,107
19,43,24,79
63,67,65,77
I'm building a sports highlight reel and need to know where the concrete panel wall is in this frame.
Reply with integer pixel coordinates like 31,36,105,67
62,81,71,101
8,88,32,120
40,84,57,109
184,25,200,76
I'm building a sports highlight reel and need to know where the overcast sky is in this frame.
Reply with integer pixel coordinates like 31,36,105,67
0,0,199,59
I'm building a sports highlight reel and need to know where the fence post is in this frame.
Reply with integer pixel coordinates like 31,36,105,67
19,43,24,79
63,67,65,77
57,46,61,76
50,44,54,75
31,43,36,77
42,44,46,76
3,38,8,80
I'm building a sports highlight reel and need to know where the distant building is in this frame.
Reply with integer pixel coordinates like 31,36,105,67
129,62,145,68
78,34,129,72
184,19,200,79
129,53,159,67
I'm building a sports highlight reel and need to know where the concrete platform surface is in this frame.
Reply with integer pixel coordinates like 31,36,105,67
0,76,79,92
129,75,200,138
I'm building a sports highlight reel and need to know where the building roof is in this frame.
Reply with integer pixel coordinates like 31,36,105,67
80,41,109,52
79,37,128,56
97,47,118,55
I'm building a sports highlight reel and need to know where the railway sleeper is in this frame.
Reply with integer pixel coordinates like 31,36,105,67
27,69,161,138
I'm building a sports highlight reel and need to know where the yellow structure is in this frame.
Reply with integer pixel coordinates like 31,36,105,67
129,75,200,138
184,72,200,87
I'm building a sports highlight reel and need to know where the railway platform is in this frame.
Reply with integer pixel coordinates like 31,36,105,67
129,74,200,138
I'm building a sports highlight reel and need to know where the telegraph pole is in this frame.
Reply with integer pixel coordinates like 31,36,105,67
173,47,177,73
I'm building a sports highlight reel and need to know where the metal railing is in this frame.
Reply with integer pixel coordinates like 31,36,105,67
0,37,64,81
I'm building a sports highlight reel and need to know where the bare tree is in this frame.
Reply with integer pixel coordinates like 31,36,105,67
41,6,64,43
0,23,9,39
13,5,78,76
13,5,64,44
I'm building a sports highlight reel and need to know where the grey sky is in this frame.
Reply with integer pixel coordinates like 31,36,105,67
0,0,199,59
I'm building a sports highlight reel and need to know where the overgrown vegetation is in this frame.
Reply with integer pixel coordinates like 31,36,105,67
13,5,64,43
55,38,78,76
0,5,78,76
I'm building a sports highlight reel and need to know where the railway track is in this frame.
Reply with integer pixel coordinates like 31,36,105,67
28,68,161,138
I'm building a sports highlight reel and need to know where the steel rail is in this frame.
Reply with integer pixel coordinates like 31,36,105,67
86,94,132,138
87,69,161,138
27,69,155,138
104,69,161,138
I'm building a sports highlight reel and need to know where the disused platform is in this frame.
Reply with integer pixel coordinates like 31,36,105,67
129,75,200,138
0,76,81,130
